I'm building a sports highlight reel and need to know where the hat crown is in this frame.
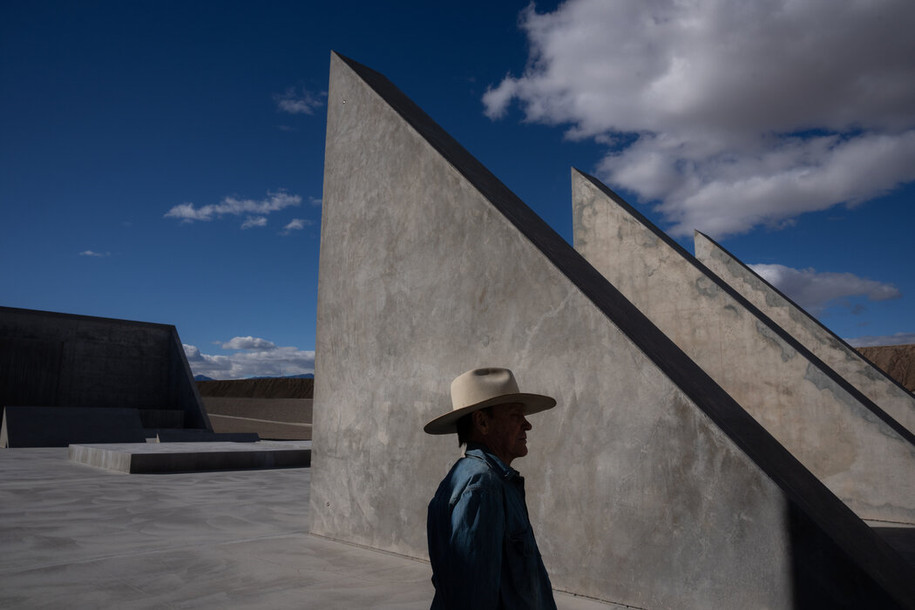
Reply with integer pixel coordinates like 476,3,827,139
451,367,519,411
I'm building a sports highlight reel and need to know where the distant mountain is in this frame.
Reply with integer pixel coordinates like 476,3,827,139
193,373,312,382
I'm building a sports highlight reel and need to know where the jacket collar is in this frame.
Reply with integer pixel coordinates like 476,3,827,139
464,442,519,480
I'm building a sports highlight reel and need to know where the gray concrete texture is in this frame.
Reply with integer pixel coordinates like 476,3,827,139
694,230,915,436
0,306,210,439
0,448,618,609
312,53,915,608
572,170,915,526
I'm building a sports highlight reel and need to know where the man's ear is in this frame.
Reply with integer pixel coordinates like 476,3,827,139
472,409,489,435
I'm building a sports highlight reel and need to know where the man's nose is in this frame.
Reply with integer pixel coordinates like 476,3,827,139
522,417,532,431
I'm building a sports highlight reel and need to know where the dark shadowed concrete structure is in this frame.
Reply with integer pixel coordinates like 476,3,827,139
0,306,210,446
311,53,915,608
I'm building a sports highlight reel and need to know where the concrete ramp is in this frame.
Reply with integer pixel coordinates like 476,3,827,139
694,230,915,436
312,53,915,608
572,169,915,527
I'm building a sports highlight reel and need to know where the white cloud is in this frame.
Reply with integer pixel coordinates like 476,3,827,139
221,336,277,351
184,340,315,380
274,87,326,115
486,0,915,238
846,332,915,348
79,250,109,257
164,191,301,227
280,218,311,235
241,215,267,230
749,263,901,314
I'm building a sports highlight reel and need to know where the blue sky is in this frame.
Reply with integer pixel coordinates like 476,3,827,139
2,1,913,379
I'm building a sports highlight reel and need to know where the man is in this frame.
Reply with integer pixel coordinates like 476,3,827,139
424,367,557,609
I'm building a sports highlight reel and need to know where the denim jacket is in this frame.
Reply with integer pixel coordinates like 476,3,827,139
427,443,557,609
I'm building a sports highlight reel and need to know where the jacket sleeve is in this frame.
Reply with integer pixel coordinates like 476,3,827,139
440,478,504,609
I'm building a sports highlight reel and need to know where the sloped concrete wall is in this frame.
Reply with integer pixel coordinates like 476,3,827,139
312,53,914,609
572,170,914,526
0,306,210,432
694,231,915,436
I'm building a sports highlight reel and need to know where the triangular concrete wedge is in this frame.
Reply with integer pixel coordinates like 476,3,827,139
694,230,915,436
572,169,914,526
313,53,915,609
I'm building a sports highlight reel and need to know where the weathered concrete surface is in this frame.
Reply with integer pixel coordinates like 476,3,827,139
69,440,311,473
572,170,915,527
694,231,915,436
312,53,915,608
1,406,147,447
0,306,210,437
0,448,617,609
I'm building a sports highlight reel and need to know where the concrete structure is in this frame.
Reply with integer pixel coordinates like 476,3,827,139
0,447,615,609
312,53,915,608
0,306,210,446
694,231,915,436
571,170,915,527
69,440,310,473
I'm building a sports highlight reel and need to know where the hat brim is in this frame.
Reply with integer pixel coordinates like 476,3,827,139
423,393,556,435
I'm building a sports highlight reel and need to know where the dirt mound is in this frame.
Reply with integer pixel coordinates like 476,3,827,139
857,344,915,393
196,377,313,399
194,345,915,399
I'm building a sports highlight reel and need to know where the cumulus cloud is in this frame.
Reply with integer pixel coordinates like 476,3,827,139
485,0,915,237
221,336,277,351
274,87,326,115
183,339,315,380
749,263,901,314
164,191,301,227
846,332,915,348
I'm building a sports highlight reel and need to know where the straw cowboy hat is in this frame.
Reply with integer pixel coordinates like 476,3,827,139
423,367,556,435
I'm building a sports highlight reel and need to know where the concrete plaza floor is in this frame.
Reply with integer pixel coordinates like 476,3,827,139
0,447,619,609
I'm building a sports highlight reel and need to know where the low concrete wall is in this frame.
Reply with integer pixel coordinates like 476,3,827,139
1,406,147,448
694,231,915,435
202,397,312,440
311,53,914,609
572,170,914,526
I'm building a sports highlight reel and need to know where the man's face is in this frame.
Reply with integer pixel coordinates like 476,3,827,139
478,403,533,466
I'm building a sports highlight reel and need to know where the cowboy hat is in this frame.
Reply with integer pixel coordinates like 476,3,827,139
423,367,556,435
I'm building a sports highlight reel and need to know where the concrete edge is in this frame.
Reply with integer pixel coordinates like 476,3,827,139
69,442,312,474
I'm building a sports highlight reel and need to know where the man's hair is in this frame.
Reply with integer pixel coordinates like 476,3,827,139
456,406,492,447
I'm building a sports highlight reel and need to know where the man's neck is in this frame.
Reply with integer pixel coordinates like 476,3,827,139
467,441,515,469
